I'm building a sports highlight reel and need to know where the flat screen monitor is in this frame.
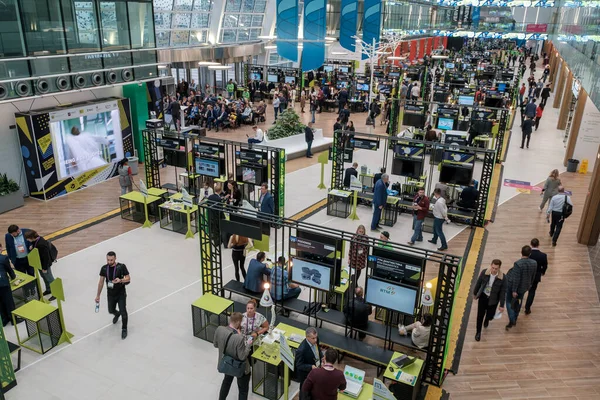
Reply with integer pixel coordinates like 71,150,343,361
323,66,333,72
437,117,454,131
485,97,503,108
389,72,400,78
291,258,332,291
391,158,423,179
164,149,187,169
250,72,262,80
378,84,391,94
285,76,296,84
445,62,455,69
497,83,506,92
292,230,342,286
339,66,349,73
195,158,220,177
267,74,278,83
50,108,124,180
366,277,418,315
458,95,474,106
439,165,473,186
403,113,424,128
337,81,348,89
372,247,423,286
356,83,369,91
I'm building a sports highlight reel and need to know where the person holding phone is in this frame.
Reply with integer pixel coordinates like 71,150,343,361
95,251,131,340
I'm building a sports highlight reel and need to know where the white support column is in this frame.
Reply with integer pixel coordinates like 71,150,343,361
209,0,227,45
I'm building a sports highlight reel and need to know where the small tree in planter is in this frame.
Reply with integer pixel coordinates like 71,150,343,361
0,173,24,214
267,108,306,140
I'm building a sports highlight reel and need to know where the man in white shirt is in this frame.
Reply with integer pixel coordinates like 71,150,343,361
246,125,264,144
411,83,420,100
429,188,450,250
546,186,573,246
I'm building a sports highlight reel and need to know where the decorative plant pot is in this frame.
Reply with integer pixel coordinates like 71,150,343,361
0,190,24,214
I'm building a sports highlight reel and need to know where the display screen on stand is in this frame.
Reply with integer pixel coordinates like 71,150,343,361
291,258,332,291
366,277,418,315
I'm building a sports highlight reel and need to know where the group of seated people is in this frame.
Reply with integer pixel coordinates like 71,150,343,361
243,252,301,302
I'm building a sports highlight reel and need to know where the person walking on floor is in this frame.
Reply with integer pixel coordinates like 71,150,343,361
408,188,430,246
117,158,133,194
473,259,506,341
540,84,551,107
518,83,526,106
524,238,548,315
295,327,322,400
304,122,314,158
228,234,251,282
546,186,573,246
272,93,280,122
24,230,57,300
301,348,347,400
525,98,537,119
534,104,544,131
539,169,561,211
0,244,22,326
348,225,369,281
371,174,389,231
429,188,449,251
95,251,131,340
520,116,533,149
5,225,33,276
213,312,253,400
505,246,537,331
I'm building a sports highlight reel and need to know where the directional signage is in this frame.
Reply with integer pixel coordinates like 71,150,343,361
352,138,379,151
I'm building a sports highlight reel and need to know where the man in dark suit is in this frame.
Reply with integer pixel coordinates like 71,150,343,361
0,244,19,326
520,116,533,149
304,122,314,158
243,252,271,294
371,174,389,231
525,238,548,315
458,180,479,210
295,327,322,400
5,225,33,276
343,162,358,188
258,183,274,215
343,287,372,340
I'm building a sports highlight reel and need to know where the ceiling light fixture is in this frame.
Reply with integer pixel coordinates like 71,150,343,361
387,56,406,60
325,37,337,41
198,61,220,66
264,45,277,49
208,65,233,70
258,35,277,39
331,51,347,55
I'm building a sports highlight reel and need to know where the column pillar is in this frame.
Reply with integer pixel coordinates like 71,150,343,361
549,54,559,92
557,71,573,129
577,144,600,245
553,63,567,109
563,89,587,166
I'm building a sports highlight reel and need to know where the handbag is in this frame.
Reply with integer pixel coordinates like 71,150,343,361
218,332,246,378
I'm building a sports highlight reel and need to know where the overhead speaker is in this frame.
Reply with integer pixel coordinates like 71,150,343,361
74,75,86,88
36,79,50,94
91,72,103,86
56,76,70,91
122,69,133,82
0,83,7,100
106,71,118,84
16,81,32,97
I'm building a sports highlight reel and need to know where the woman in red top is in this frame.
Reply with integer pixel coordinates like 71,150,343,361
348,225,369,281
535,104,544,131
301,348,346,400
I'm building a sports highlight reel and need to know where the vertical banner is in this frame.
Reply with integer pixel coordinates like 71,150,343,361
302,0,327,71
418,39,426,59
276,0,299,62
340,0,357,52
362,0,382,59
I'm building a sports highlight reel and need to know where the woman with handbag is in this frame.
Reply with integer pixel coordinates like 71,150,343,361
349,225,369,282
228,234,251,282
539,169,561,211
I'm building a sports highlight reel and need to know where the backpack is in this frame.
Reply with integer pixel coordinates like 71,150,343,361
562,195,573,219
50,242,58,262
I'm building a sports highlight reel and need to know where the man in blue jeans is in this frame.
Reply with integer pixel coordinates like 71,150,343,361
270,257,301,301
505,245,537,330
371,174,389,231
408,188,429,245
429,188,449,251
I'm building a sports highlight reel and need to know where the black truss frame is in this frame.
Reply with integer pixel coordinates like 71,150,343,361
142,128,161,189
197,203,461,386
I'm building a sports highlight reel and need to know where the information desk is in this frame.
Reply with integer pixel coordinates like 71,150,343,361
191,293,233,343
383,352,424,400
12,300,62,354
159,195,198,238
327,189,352,219
11,271,38,307
119,191,162,224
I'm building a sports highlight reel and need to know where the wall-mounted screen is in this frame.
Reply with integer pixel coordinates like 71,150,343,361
458,95,474,106
195,158,220,177
324,66,333,72
391,158,423,179
372,247,423,286
439,165,473,186
337,81,348,89
437,117,454,130
237,165,265,185
50,109,124,180
388,72,400,78
366,277,418,315
267,74,278,83
338,66,349,73
445,62,455,69
285,76,296,84
291,258,332,291
250,72,262,80
497,83,506,92
356,83,370,91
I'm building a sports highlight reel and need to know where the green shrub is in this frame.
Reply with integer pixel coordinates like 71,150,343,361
0,174,19,196
267,108,306,140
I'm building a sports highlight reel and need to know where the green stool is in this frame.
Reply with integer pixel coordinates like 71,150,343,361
12,300,62,354
191,293,233,342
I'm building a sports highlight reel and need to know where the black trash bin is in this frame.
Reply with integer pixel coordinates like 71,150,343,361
567,159,579,173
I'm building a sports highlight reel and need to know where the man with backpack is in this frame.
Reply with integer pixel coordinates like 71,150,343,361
95,251,131,339
546,186,573,247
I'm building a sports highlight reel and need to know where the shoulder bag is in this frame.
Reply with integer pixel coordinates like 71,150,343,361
218,332,246,378
562,195,573,219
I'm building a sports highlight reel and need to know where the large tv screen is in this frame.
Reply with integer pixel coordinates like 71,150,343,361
366,277,418,315
195,158,220,177
437,117,454,131
50,109,124,180
291,258,332,291
440,165,473,186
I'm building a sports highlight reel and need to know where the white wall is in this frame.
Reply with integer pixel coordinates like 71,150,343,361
0,87,122,195
573,95,600,171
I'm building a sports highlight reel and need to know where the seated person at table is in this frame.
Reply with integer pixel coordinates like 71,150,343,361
424,125,439,142
240,104,253,123
398,313,432,349
372,167,385,191
241,299,269,337
243,252,271,294
343,287,373,340
270,256,301,301
343,162,358,188
252,101,266,124
457,180,479,210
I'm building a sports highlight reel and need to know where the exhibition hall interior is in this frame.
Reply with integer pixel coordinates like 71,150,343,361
1,1,600,399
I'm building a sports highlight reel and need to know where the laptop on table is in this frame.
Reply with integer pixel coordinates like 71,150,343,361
342,365,365,398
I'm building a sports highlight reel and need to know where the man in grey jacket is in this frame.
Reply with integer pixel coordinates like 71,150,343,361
505,246,537,330
214,312,254,400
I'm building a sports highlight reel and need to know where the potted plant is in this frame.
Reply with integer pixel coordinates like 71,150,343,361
0,173,24,214
266,108,306,140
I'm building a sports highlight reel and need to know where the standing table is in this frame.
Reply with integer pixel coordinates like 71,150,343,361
119,191,162,224
12,300,62,354
327,189,352,218
148,187,169,201
11,271,38,307
191,293,233,343
159,194,198,238
382,352,424,400
381,197,400,227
